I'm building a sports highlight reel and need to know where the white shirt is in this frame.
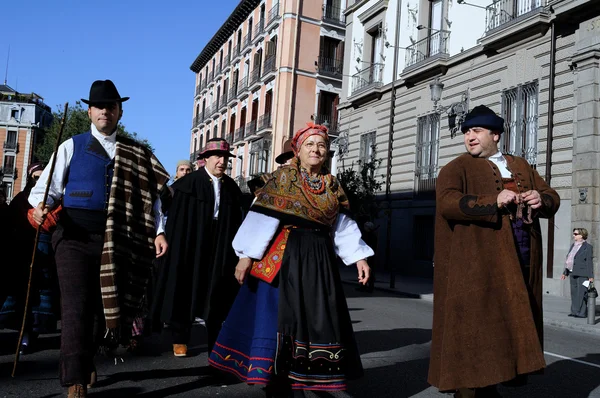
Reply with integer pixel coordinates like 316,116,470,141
205,168,221,219
488,152,511,178
233,211,374,265
28,124,165,235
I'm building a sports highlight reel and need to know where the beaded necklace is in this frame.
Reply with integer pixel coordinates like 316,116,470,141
300,166,326,195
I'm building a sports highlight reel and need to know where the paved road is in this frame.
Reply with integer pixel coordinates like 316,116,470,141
1,286,600,397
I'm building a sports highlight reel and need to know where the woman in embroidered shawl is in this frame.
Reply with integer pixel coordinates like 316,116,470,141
209,123,373,397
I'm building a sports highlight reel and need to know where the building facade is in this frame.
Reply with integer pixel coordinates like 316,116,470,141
339,0,599,297
0,84,52,200
189,0,347,190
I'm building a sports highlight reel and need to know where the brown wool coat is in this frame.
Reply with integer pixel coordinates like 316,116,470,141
428,153,560,391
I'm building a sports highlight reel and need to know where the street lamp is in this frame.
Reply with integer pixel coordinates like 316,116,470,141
457,0,488,10
428,77,470,138
417,25,440,32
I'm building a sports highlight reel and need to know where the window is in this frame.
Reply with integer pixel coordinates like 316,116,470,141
213,125,218,139
429,0,443,56
249,138,271,175
10,109,19,120
359,131,376,163
415,113,440,193
221,119,227,139
501,81,539,166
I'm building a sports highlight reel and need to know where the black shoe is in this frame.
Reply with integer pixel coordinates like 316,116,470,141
568,314,575,317
574,315,587,318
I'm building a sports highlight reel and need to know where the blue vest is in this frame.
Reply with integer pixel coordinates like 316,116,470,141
63,132,114,211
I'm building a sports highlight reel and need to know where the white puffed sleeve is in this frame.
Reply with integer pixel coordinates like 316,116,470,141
333,213,374,265
232,211,280,259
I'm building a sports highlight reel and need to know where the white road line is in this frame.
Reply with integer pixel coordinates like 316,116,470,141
544,351,600,369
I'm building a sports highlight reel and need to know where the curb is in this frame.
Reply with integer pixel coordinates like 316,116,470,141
343,278,600,335
543,317,600,336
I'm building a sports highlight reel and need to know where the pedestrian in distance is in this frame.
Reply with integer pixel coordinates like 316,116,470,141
174,160,193,181
30,79,170,398
561,228,593,318
428,105,560,397
208,123,373,397
152,138,244,359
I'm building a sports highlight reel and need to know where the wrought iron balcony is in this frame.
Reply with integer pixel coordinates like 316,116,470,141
228,85,238,104
200,79,207,92
314,115,338,134
190,150,201,162
0,167,16,178
215,63,222,76
208,70,214,82
204,104,216,120
223,54,231,69
404,30,450,69
220,91,229,110
322,5,345,25
317,55,343,78
249,68,261,88
267,3,280,27
243,33,252,50
351,63,384,95
234,126,246,143
3,141,18,151
195,85,202,97
232,44,241,61
485,0,546,32
193,113,203,127
226,133,233,144
245,120,257,138
238,76,249,95
257,113,272,132
253,19,265,41
262,56,277,78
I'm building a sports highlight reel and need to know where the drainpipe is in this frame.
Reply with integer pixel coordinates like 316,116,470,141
385,0,402,288
287,0,303,139
545,21,556,279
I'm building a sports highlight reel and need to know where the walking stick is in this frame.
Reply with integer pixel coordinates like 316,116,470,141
12,102,69,377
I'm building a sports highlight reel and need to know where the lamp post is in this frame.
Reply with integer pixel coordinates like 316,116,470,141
428,77,470,138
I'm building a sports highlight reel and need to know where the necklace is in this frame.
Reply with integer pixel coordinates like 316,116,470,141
300,167,326,194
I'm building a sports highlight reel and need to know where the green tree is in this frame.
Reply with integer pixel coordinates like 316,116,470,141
337,153,384,224
35,101,153,163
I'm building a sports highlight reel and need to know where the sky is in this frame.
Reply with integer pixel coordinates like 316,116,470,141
1,0,240,176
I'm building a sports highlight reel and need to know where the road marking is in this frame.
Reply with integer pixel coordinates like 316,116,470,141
544,351,600,369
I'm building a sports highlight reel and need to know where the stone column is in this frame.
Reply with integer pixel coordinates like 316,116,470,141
572,16,600,279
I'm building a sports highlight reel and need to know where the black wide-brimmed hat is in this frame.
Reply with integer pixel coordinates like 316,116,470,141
275,139,294,164
461,105,504,133
81,80,130,104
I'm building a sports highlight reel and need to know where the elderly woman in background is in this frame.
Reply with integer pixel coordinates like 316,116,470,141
562,228,594,318
209,123,373,397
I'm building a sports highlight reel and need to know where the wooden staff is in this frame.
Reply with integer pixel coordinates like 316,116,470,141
12,102,69,377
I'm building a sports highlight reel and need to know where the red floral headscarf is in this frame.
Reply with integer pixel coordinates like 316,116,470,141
291,122,329,155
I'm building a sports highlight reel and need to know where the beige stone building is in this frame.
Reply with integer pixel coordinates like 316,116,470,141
0,84,52,200
339,0,599,296
189,0,347,189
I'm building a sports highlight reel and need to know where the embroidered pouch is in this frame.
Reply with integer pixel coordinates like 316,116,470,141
250,228,290,284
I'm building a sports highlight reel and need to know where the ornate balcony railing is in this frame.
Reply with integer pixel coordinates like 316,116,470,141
234,126,246,142
253,19,265,40
208,70,215,82
190,150,201,162
223,54,231,68
226,133,233,144
204,104,216,120
314,115,338,134
3,141,18,151
193,113,203,127
232,44,241,60
317,55,343,78
249,68,261,87
322,5,345,25
486,0,546,32
351,63,384,95
243,33,252,49
220,91,228,109
228,85,238,103
262,56,276,77
215,63,222,76
257,113,272,131
267,3,280,26
245,120,257,138
404,30,450,69
238,76,249,94
195,85,202,97
0,167,16,178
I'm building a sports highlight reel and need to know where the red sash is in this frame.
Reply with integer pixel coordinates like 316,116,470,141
250,227,290,284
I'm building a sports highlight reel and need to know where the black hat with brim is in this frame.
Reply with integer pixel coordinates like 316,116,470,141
461,105,504,133
81,80,130,104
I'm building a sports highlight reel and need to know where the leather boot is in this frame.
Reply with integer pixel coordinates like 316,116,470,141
67,384,87,398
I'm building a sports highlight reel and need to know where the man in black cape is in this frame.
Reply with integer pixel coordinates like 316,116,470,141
153,138,243,358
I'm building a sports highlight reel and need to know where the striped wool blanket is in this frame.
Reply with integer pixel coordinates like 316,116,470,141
100,137,169,330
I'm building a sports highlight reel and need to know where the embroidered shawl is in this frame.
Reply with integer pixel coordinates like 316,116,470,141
100,137,169,330
252,158,349,227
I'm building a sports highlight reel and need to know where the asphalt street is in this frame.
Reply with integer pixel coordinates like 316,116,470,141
1,285,600,397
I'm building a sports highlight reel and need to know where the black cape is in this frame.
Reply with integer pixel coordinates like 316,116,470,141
152,167,243,324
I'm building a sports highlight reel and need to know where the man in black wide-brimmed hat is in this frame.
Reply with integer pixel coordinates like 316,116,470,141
429,105,560,397
152,137,243,359
30,80,170,398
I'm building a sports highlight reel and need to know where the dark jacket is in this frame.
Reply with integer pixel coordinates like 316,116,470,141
565,241,593,278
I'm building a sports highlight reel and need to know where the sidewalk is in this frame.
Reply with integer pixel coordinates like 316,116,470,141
339,266,600,336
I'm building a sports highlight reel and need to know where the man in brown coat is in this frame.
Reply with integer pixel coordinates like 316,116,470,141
428,105,560,397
